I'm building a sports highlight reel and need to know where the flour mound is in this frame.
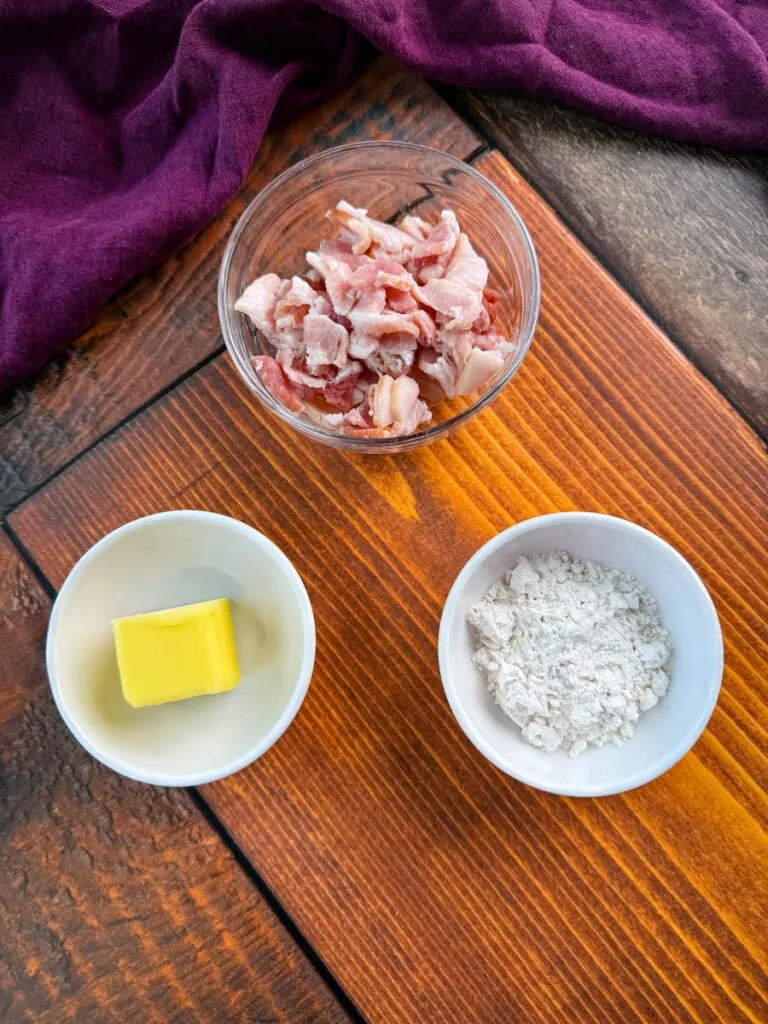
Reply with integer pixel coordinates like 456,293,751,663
468,551,673,758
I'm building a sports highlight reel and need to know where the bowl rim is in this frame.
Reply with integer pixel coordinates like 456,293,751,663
218,140,541,452
438,511,724,797
46,510,316,787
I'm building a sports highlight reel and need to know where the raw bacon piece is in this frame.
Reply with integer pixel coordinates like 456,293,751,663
437,329,473,371
348,331,379,360
455,348,505,396
369,374,424,431
418,348,459,399
348,256,414,293
311,293,333,317
399,215,431,242
349,286,387,318
252,356,304,412
303,314,349,371
323,364,363,411
279,355,328,392
331,200,417,256
235,274,281,334
416,259,449,284
411,210,460,261
306,253,357,315
363,336,418,377
343,426,393,439
390,374,420,423
387,290,417,313
391,398,432,436
370,375,394,427
276,275,316,314
473,330,511,352
329,202,372,254
374,259,415,292
410,366,446,405
341,401,393,438
317,239,372,270
444,233,488,292
344,403,374,429
388,291,418,314
348,308,421,339
472,306,492,333
419,278,483,330
272,277,319,341
408,308,438,347
304,407,346,430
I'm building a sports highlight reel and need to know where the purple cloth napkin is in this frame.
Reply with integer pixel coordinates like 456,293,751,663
2,0,767,390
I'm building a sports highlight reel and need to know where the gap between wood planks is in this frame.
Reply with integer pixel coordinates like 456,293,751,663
0,517,372,1024
1,346,222,520
434,84,768,443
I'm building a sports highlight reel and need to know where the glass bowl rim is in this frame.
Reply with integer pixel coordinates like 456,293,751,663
218,140,541,450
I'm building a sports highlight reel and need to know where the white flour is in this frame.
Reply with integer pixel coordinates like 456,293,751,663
468,551,673,758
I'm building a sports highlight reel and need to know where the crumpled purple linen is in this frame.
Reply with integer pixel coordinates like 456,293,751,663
1,0,766,390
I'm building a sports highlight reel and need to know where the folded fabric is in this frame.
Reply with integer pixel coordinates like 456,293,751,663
1,0,766,389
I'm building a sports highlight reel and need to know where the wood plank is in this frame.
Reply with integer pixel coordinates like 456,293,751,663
0,538,353,1023
0,534,49,727
9,151,768,1024
444,87,768,436
0,56,480,514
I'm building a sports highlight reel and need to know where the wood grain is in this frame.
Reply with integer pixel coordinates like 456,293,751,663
0,539,353,1023
0,56,481,514
0,534,50,727
444,87,768,436
9,151,768,1023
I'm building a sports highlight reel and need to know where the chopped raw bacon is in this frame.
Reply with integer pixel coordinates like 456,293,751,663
251,356,304,412
411,211,460,261
279,356,328,392
437,329,474,370
399,215,431,242
444,233,488,292
277,275,316,314
455,347,506,396
317,239,372,270
322,364,363,411
418,348,460,399
330,200,417,257
348,331,379,360
348,309,420,339
303,313,349,371
388,290,418,314
392,398,432,436
235,201,511,438
235,274,281,335
343,426,393,439
363,336,417,378
390,374,420,423
370,375,395,427
369,374,429,431
306,253,357,315
408,308,438,347
419,278,483,330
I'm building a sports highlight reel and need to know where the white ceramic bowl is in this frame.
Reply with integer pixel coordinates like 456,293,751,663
47,511,315,786
439,513,723,796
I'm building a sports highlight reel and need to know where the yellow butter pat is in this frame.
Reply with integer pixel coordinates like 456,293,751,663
113,598,240,708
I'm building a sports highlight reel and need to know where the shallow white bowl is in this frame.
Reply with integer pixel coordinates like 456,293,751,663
439,512,723,797
47,511,315,786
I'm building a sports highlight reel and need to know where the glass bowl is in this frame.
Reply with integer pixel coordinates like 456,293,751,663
218,142,540,453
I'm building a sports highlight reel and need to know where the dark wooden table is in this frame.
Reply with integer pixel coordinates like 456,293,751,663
1,57,767,1023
